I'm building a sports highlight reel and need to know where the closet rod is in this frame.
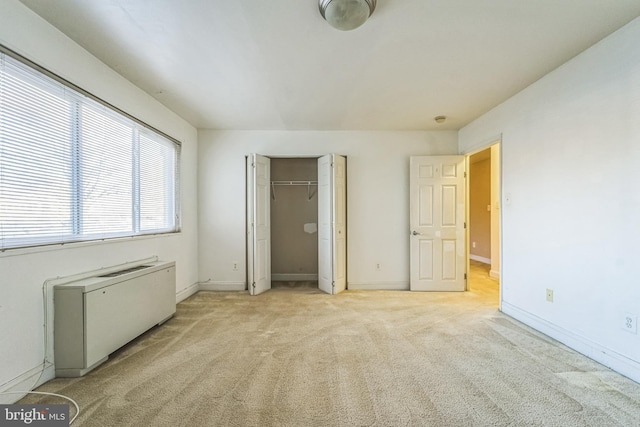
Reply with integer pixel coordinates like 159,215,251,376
270,181,318,201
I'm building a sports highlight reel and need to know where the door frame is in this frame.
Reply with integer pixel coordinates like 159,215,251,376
463,136,503,308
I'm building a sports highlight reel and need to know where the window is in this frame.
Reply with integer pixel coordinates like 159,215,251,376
0,49,180,250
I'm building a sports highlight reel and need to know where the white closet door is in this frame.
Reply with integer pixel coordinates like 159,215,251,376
247,154,271,295
318,154,347,295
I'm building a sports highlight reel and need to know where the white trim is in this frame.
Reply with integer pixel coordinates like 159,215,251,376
348,281,409,291
502,302,640,384
469,254,491,264
489,269,500,279
176,282,200,303
459,133,503,156
0,363,55,404
272,274,318,281
0,232,177,259
199,281,246,291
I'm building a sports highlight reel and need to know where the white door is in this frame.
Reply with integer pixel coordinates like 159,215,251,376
410,156,466,291
247,154,271,295
318,154,347,294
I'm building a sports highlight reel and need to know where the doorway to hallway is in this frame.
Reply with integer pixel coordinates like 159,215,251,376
467,143,501,296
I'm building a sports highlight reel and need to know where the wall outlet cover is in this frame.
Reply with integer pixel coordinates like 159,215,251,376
623,313,637,334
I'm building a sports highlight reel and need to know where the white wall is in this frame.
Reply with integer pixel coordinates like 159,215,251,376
0,0,199,399
198,130,458,290
459,17,640,382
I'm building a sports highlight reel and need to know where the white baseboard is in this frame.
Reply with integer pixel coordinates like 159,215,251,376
348,281,409,291
176,282,200,303
0,363,55,404
470,254,491,264
272,274,318,281
502,302,640,384
489,269,500,279
199,281,246,291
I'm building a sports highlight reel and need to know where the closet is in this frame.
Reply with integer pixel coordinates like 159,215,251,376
270,158,319,286
247,154,346,296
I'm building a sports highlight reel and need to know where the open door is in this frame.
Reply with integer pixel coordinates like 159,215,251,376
318,154,346,294
247,154,271,295
410,156,465,291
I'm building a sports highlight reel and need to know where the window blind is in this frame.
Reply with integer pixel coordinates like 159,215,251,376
0,50,180,250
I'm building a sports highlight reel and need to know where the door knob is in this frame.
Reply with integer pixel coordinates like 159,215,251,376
412,230,421,236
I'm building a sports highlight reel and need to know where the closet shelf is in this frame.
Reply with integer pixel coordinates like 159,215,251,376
270,181,318,201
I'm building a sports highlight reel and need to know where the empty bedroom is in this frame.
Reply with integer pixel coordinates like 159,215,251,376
1,1,640,425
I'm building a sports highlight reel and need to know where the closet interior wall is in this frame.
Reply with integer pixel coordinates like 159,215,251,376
270,158,319,282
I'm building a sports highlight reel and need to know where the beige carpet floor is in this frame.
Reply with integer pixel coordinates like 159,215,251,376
22,261,640,426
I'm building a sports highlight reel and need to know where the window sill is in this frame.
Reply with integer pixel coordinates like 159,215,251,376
0,231,181,259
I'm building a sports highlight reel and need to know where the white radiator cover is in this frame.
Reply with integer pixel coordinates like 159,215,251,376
54,261,176,377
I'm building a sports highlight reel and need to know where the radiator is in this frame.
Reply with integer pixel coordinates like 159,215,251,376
54,260,176,377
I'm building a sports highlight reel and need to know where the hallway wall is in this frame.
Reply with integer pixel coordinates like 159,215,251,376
469,153,491,262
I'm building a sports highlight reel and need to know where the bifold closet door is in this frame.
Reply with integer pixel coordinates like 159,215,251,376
247,154,271,295
318,154,346,295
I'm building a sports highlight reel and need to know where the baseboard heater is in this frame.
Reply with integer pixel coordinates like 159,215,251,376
54,260,176,377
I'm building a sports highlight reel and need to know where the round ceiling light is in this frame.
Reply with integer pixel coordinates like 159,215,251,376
319,0,377,31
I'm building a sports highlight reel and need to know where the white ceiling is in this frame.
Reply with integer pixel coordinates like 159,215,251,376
18,0,640,131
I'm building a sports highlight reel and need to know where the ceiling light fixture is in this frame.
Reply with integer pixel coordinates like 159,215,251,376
434,115,447,124
319,0,376,31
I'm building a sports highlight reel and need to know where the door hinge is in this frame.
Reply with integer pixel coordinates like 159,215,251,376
464,171,467,178
252,282,256,289
464,273,467,280
464,222,467,229
332,281,335,288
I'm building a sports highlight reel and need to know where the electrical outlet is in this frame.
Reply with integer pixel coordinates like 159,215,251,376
233,263,238,271
546,288,554,303
472,242,476,248
623,313,637,334
375,263,381,271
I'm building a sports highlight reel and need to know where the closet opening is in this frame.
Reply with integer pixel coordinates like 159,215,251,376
247,153,346,295
270,158,319,290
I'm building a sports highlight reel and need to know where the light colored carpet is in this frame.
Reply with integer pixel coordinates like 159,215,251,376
21,262,640,426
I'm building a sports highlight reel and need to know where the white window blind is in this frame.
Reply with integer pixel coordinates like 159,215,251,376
139,131,177,233
79,103,134,237
0,50,180,250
